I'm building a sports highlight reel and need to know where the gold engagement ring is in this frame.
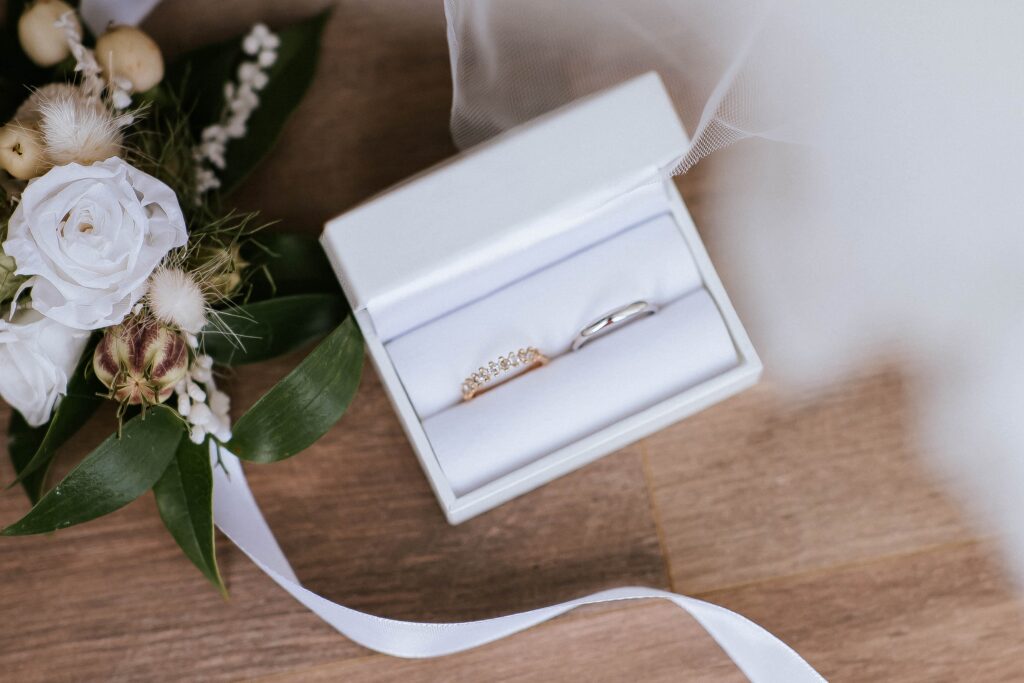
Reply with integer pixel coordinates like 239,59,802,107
462,347,549,401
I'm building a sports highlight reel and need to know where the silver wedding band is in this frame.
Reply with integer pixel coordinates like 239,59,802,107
572,300,658,351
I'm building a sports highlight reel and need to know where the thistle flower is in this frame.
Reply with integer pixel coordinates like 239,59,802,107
146,266,209,333
93,320,188,405
33,84,125,165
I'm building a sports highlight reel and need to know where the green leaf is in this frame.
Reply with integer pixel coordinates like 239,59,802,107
227,316,363,462
246,232,341,300
153,437,226,595
7,412,48,504
167,11,330,195
1,408,185,536
203,293,346,366
7,337,104,490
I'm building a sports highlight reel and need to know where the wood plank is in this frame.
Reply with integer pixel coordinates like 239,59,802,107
0,0,1021,681
250,602,746,683
703,540,1024,682
644,370,973,593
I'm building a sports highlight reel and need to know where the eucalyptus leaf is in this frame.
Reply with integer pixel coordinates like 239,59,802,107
167,10,330,195
203,293,345,366
227,316,363,463
1,408,185,536
246,232,340,300
153,437,226,595
7,337,103,489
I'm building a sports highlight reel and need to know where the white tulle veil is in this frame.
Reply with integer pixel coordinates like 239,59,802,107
444,0,1024,586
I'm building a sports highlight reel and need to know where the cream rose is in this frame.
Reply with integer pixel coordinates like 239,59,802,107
0,310,89,426
4,157,187,330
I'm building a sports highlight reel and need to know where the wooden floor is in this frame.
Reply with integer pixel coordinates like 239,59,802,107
2,1,1023,681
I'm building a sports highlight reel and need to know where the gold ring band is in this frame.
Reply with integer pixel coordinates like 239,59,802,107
462,347,549,400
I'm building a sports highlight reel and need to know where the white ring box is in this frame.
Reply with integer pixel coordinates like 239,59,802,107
321,73,761,523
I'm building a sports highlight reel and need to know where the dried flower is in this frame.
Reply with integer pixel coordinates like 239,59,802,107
174,351,231,444
195,243,249,298
93,320,188,405
147,267,209,333
17,0,77,67
52,10,109,102
0,123,46,179
33,83,125,165
194,23,279,196
94,25,165,93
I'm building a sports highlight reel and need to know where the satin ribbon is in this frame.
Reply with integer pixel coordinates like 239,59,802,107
212,450,825,681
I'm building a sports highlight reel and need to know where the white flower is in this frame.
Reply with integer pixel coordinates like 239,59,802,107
0,310,89,427
174,348,231,444
4,158,187,330
238,62,268,90
242,24,278,55
110,87,132,111
257,49,276,69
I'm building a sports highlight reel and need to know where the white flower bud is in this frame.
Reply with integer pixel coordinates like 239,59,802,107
0,123,46,180
188,425,207,444
94,25,165,93
17,0,77,67
177,393,191,417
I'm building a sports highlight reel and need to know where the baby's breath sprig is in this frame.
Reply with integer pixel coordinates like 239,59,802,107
193,24,280,196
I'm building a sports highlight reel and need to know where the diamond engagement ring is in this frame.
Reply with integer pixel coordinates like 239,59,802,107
572,300,659,351
462,347,549,401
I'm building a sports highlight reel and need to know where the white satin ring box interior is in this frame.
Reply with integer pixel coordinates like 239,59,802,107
321,72,761,524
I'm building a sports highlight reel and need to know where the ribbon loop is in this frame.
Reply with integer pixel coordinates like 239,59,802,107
212,450,825,681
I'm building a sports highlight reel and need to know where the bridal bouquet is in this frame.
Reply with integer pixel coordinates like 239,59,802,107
0,1,361,593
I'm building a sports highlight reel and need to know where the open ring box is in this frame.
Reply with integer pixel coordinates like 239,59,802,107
321,73,761,523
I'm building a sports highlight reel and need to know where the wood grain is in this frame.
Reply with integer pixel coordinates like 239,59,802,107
1,1,1023,681
644,371,972,593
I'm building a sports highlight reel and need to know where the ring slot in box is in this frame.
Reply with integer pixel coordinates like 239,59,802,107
322,72,761,523
424,289,738,495
386,205,704,419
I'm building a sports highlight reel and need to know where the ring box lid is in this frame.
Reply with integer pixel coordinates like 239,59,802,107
321,72,689,337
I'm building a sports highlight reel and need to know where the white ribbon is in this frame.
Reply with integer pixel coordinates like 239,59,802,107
213,451,825,681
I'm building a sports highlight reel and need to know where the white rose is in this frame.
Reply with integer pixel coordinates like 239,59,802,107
0,310,89,427
4,157,188,330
